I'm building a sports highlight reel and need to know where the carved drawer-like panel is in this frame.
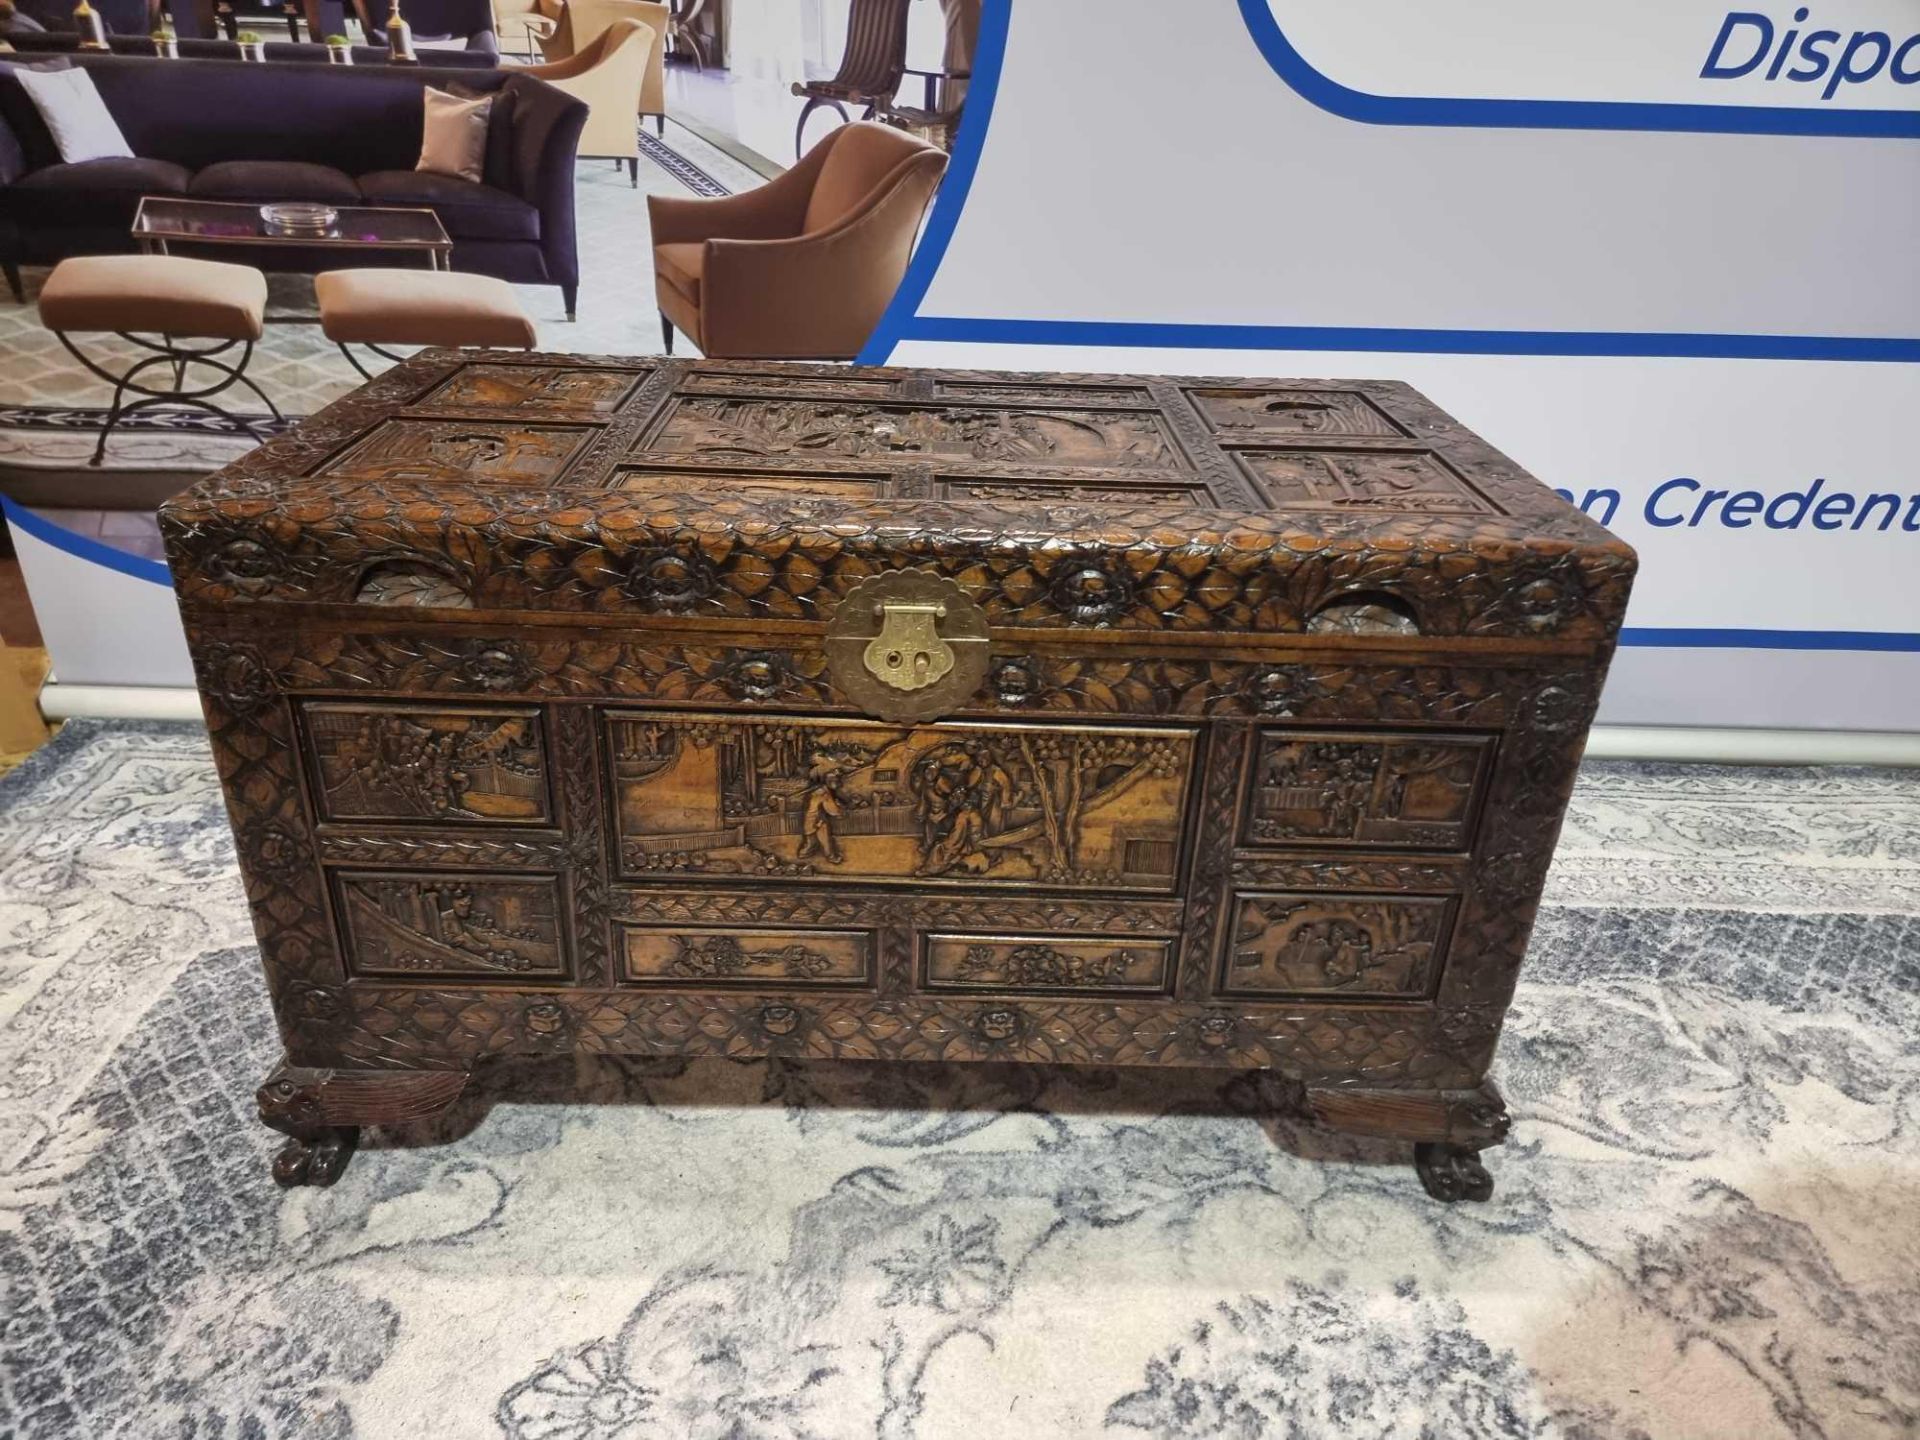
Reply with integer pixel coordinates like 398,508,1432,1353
1223,892,1454,1000
302,702,551,826
607,711,1196,894
618,925,875,990
334,871,567,982
1243,730,1492,852
921,932,1174,997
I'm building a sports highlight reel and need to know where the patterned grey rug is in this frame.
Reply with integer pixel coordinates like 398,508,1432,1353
1,721,1916,1438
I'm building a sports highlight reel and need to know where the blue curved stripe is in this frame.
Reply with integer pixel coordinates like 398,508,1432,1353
1238,0,1920,139
898,314,1920,364
855,0,1011,366
1,495,173,587
1621,627,1920,652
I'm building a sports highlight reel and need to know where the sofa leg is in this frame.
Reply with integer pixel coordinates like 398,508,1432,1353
659,311,673,354
562,283,578,322
627,155,638,187
654,114,665,137
2,264,20,304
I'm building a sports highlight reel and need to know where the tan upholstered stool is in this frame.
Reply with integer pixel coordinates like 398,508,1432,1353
315,269,538,378
39,255,277,465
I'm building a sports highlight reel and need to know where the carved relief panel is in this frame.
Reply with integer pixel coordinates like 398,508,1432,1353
935,476,1215,507
1243,731,1492,851
930,381,1155,406
313,420,596,486
1183,387,1405,437
678,369,900,396
418,364,648,416
302,703,551,825
611,468,890,500
645,398,1183,469
921,933,1174,996
1236,448,1499,515
334,872,567,980
619,925,875,988
1223,892,1453,999
607,712,1196,892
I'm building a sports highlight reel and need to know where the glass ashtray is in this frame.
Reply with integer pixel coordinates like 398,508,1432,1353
260,202,338,235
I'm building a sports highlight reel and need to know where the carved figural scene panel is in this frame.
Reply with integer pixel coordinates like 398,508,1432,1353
643,397,1184,469
921,933,1175,996
303,703,551,826
1236,448,1500,515
611,468,891,500
619,926,875,989
334,872,567,981
1224,892,1454,1000
607,712,1196,892
418,363,648,416
1182,387,1406,438
935,476,1217,507
1244,731,1493,851
313,419,596,487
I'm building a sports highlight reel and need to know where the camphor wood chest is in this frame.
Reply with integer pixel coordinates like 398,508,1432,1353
161,356,1635,1200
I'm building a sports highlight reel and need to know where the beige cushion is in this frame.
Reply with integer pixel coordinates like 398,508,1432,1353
39,254,266,340
315,268,537,348
417,86,493,184
652,242,703,304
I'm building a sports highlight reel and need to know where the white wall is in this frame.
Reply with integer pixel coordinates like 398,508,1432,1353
870,0,1920,732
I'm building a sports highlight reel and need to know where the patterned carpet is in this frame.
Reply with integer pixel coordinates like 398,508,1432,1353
1,721,1916,1438
0,122,752,474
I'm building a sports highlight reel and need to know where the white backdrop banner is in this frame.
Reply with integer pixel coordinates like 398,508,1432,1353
861,0,1920,731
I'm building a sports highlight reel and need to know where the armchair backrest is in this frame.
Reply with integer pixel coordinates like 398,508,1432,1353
565,0,665,114
821,0,908,94
520,15,650,155
801,121,943,235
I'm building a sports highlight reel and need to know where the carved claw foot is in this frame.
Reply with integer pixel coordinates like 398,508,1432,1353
256,1059,470,1188
271,1126,360,1187
1415,1142,1494,1203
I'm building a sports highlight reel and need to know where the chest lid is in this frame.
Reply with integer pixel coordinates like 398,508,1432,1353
161,355,1635,646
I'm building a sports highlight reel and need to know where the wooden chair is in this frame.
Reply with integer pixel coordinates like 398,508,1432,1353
789,0,907,158
874,61,969,151
537,0,666,134
515,17,656,184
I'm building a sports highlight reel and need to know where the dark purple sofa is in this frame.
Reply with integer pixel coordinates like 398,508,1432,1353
0,52,587,315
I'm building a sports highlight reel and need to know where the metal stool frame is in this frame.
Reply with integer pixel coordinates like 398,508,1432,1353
54,329,283,467
333,340,413,381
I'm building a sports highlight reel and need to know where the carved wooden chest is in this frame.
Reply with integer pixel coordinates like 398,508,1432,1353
161,356,1635,1201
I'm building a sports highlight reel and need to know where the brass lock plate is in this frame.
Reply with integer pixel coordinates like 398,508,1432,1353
826,570,990,721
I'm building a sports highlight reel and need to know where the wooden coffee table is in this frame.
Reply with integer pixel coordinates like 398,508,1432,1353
132,196,453,271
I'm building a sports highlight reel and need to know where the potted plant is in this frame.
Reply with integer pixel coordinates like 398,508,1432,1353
324,32,352,63
150,26,179,57
236,29,265,60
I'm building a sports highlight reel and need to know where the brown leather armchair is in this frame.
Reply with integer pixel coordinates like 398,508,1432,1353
515,18,656,185
536,0,668,134
647,121,946,360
